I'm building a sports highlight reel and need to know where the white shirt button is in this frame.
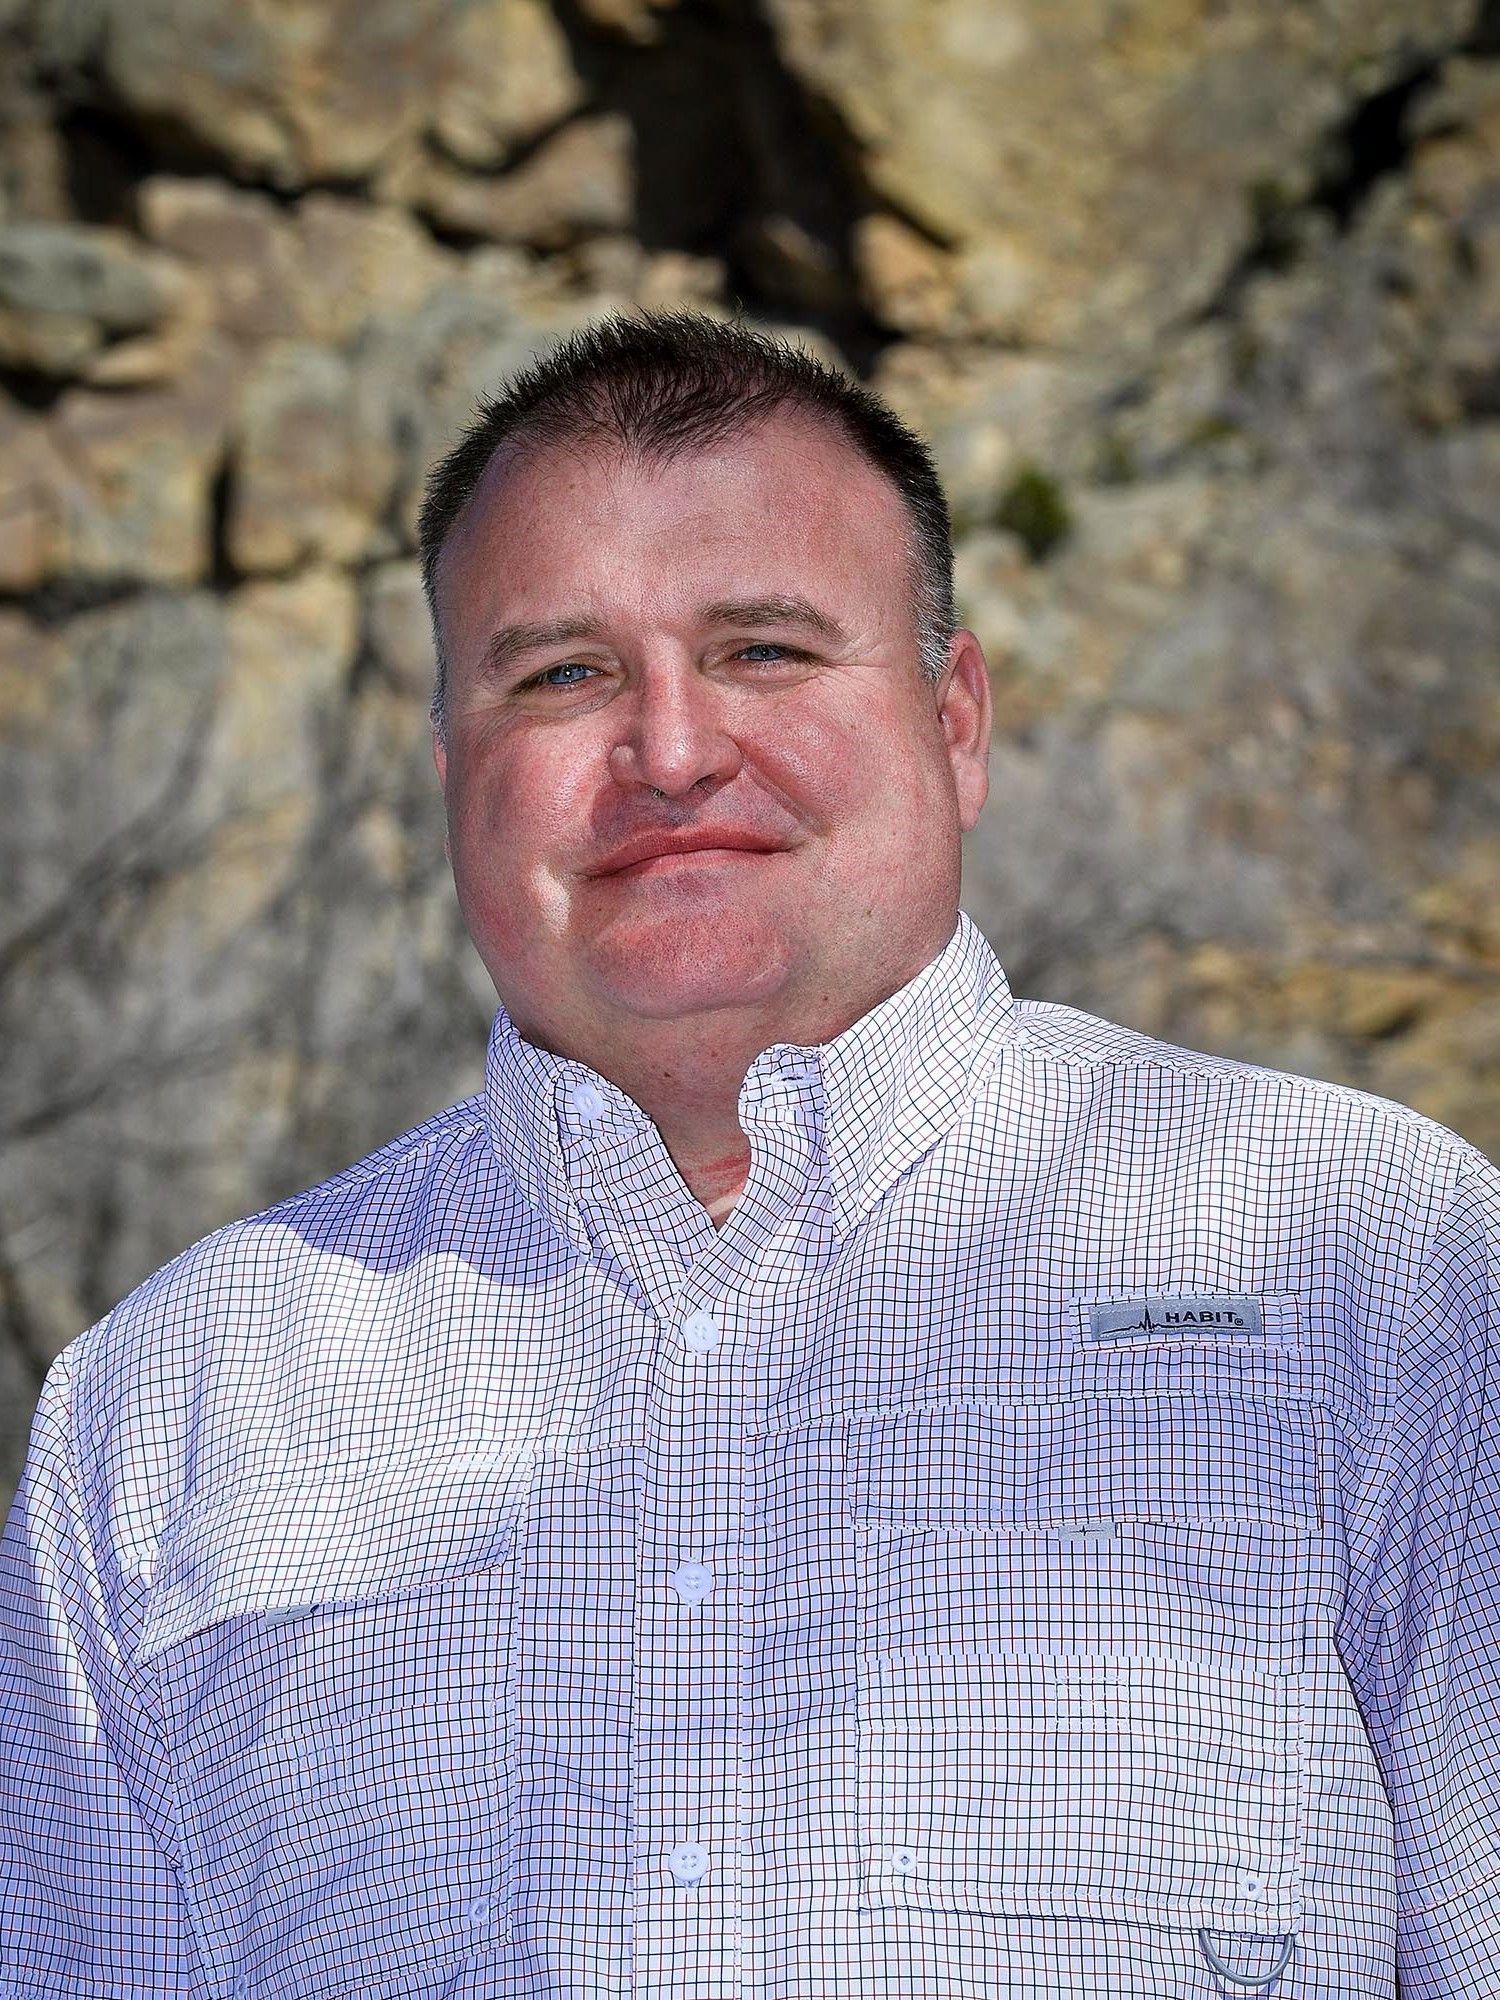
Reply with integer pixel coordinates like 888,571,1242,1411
885,1846,920,1874
1239,1874,1266,1900
670,1560,714,1604
568,1079,608,1123
668,1841,709,1884
679,1310,722,1354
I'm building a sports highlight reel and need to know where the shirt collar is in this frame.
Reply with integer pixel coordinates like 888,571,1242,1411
481,908,1019,1253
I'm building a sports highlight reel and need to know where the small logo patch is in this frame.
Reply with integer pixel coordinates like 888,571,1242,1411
1087,1294,1265,1343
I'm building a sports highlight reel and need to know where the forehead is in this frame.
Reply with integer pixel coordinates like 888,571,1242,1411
437,411,916,618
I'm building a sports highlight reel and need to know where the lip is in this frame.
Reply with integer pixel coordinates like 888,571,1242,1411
609,845,773,878
595,832,783,876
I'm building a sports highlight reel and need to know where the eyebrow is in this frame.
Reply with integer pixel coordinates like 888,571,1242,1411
476,594,849,682
696,594,849,644
477,617,606,680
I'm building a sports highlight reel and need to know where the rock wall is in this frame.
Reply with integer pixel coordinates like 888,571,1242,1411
2,0,1498,1494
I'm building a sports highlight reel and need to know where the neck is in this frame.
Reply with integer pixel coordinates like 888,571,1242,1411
577,1014,764,1222
511,919,959,1226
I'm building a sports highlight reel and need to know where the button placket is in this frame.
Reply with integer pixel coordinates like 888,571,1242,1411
632,1294,741,1974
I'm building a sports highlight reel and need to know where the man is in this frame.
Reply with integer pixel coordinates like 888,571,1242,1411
1,311,1496,2000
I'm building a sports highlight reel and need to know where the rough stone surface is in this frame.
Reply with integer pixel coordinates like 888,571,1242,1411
228,342,398,573
411,114,636,249
0,221,188,373
1,0,1498,1497
44,336,238,582
764,0,1478,350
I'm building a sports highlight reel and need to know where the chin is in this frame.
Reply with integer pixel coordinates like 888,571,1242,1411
598,929,795,1014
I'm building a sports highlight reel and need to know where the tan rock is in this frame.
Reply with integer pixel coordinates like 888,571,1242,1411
873,343,1097,528
762,0,1476,349
854,214,957,336
0,402,67,590
45,337,238,584
636,250,727,309
139,179,456,348
363,560,437,703
99,0,457,188
565,233,648,299
0,222,191,376
98,0,589,191
416,115,634,249
0,609,63,740
229,341,398,574
1334,969,1435,1042
164,570,360,946
430,0,587,168
291,196,457,346
0,302,98,375
574,0,680,43
138,178,304,342
0,90,72,225
198,570,358,831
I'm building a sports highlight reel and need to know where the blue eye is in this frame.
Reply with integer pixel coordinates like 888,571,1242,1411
739,643,790,661
529,662,594,689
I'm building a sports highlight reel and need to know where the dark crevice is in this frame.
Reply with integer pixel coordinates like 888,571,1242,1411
413,210,517,257
53,91,366,217
0,576,152,625
1304,62,1440,231
1186,52,1450,332
426,104,592,181
206,461,238,592
56,102,160,226
551,0,891,373
0,363,71,411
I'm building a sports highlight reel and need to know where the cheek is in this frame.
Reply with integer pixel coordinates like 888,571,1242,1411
769,697,935,829
755,707,866,816
443,744,586,938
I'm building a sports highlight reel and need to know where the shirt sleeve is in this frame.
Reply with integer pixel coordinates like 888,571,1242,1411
1334,1159,1500,1999
0,1349,203,1997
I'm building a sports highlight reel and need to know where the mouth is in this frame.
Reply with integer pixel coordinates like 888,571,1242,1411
610,846,771,878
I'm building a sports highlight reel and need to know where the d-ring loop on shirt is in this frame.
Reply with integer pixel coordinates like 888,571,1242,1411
1196,1930,1297,1990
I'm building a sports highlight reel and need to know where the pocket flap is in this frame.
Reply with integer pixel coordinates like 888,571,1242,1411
847,1399,1321,1531
137,1437,537,1663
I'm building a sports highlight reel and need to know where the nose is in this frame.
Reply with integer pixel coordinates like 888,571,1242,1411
607,653,744,802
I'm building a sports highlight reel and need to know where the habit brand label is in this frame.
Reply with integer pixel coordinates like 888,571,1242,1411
1086,1294,1266,1342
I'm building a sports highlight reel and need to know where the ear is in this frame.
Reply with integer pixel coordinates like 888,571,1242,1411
936,629,992,832
432,724,452,865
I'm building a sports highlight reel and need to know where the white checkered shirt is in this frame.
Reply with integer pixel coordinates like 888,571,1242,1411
4,910,1498,1999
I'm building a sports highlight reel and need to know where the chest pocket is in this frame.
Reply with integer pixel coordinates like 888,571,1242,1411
845,1396,1320,1940
139,1442,536,2000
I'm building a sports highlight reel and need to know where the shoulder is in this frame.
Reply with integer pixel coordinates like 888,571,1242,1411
83,1093,493,1343
1000,993,1495,1217
56,1096,508,1536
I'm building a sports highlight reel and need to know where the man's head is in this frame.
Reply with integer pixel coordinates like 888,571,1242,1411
419,311,958,736
417,308,991,1074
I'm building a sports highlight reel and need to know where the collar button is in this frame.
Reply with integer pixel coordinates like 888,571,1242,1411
568,1080,608,1123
